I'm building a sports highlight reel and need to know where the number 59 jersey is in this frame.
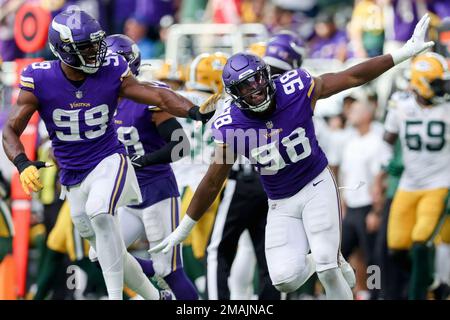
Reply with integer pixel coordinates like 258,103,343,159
384,91,450,191
211,68,328,200
19,56,129,186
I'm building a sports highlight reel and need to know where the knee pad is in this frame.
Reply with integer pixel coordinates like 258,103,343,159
313,247,339,272
274,278,302,293
90,214,124,250
72,214,95,239
270,259,308,293
90,213,115,233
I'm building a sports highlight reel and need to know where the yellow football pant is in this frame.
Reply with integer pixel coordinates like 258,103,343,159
0,204,13,238
388,188,450,250
47,201,89,262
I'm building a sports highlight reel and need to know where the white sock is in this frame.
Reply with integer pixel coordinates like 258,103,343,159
229,233,256,300
103,271,124,300
123,252,160,300
91,214,126,300
317,267,353,300
339,253,356,288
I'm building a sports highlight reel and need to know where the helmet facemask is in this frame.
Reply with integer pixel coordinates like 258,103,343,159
226,66,275,113
430,76,450,104
51,30,107,74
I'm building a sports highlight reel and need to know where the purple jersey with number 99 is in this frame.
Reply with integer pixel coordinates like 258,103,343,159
212,68,328,200
19,55,130,186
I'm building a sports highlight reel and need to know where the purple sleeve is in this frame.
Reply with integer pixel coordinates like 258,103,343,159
211,123,227,145
19,64,36,93
103,54,131,82
117,54,131,80
211,105,234,145
298,68,316,113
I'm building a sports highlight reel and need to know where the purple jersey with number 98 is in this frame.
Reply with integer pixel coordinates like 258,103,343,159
19,54,130,186
212,68,328,200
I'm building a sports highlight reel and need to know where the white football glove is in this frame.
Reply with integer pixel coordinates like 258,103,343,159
129,154,145,169
391,13,435,65
148,215,197,254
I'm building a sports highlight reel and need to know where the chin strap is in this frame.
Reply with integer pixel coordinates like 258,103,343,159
248,86,273,113
250,101,271,113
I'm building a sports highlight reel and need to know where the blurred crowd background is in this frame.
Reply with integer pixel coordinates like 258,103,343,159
1,0,449,61
0,0,449,300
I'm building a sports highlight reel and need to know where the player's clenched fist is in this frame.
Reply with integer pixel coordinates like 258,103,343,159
13,153,52,195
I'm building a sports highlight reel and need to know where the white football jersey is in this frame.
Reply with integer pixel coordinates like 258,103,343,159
172,90,228,190
384,91,450,191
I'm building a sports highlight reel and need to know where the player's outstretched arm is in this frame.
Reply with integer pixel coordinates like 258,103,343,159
312,14,434,102
149,145,234,254
120,76,219,123
2,90,50,195
184,146,234,221
130,111,190,169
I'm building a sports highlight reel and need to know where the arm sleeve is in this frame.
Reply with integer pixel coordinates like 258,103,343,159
139,118,189,165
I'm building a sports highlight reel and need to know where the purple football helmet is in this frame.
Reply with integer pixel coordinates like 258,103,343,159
264,31,305,73
106,34,141,76
222,53,275,113
48,9,107,74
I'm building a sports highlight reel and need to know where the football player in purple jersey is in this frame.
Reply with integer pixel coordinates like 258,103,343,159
2,10,215,300
104,34,198,299
149,14,434,299
205,32,308,300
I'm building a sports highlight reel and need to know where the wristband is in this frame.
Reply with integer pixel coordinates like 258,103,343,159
13,153,30,173
187,106,201,121
390,47,412,66
178,214,197,237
